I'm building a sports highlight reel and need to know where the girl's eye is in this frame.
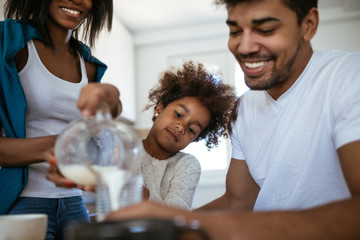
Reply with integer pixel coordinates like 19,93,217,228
175,111,182,118
189,127,196,135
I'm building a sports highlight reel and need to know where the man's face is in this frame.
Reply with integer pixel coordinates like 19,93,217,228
226,0,307,99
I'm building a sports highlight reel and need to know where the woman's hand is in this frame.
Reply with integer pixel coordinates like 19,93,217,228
44,149,95,191
77,83,122,118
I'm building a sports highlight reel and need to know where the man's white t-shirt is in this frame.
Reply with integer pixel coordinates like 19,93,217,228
231,50,360,210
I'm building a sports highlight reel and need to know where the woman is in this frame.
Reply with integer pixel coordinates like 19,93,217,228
0,0,120,239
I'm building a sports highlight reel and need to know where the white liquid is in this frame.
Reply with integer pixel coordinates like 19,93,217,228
60,165,126,188
96,167,126,211
60,164,97,185
60,164,133,222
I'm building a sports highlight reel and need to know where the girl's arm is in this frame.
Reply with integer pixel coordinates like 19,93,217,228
161,156,201,210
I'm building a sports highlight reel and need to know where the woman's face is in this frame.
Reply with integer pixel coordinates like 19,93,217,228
48,0,93,31
150,97,211,157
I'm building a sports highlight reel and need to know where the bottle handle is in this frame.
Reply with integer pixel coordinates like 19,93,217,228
95,102,113,123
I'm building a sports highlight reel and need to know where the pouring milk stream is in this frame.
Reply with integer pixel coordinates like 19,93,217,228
55,103,143,221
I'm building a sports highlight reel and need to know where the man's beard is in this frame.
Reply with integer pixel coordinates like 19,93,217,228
240,40,301,91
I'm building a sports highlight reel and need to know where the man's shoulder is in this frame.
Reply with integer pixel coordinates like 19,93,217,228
306,50,360,83
313,50,360,64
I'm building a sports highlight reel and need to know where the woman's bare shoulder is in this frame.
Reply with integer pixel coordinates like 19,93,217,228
85,60,96,82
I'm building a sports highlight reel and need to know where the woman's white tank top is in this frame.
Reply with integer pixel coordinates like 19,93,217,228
19,39,88,198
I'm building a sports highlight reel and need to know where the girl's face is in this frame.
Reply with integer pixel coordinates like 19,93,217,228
48,0,92,31
149,97,211,158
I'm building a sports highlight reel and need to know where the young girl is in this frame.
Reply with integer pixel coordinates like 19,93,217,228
46,60,237,212
140,60,236,210
0,0,120,239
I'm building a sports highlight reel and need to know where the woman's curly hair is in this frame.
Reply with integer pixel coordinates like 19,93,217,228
144,61,237,150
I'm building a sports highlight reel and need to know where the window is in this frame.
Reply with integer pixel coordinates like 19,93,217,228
183,138,230,170
168,52,247,207
168,51,232,172
182,60,248,171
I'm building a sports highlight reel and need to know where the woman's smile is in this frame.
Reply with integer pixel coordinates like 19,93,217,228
60,7,82,18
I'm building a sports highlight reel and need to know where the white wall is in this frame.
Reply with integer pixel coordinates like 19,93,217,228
132,6,360,208
312,8,360,51
93,15,136,122
134,7,360,129
0,0,4,20
134,35,231,129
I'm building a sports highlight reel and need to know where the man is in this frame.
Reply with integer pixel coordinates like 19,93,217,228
109,0,360,239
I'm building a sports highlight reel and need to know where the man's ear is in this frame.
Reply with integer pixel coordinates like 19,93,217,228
302,7,319,42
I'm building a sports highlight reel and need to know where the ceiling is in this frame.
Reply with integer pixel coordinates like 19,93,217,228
114,0,360,34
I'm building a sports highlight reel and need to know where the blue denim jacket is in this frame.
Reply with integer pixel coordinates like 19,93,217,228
0,19,107,214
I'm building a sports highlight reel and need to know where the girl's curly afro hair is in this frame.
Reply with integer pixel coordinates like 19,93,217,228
144,61,238,150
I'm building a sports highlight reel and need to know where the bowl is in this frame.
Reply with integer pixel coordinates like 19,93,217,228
65,218,210,240
0,213,47,240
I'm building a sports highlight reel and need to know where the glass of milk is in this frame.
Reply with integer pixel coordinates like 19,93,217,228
55,103,144,221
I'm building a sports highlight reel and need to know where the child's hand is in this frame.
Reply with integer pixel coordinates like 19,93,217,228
44,149,95,192
143,186,150,200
